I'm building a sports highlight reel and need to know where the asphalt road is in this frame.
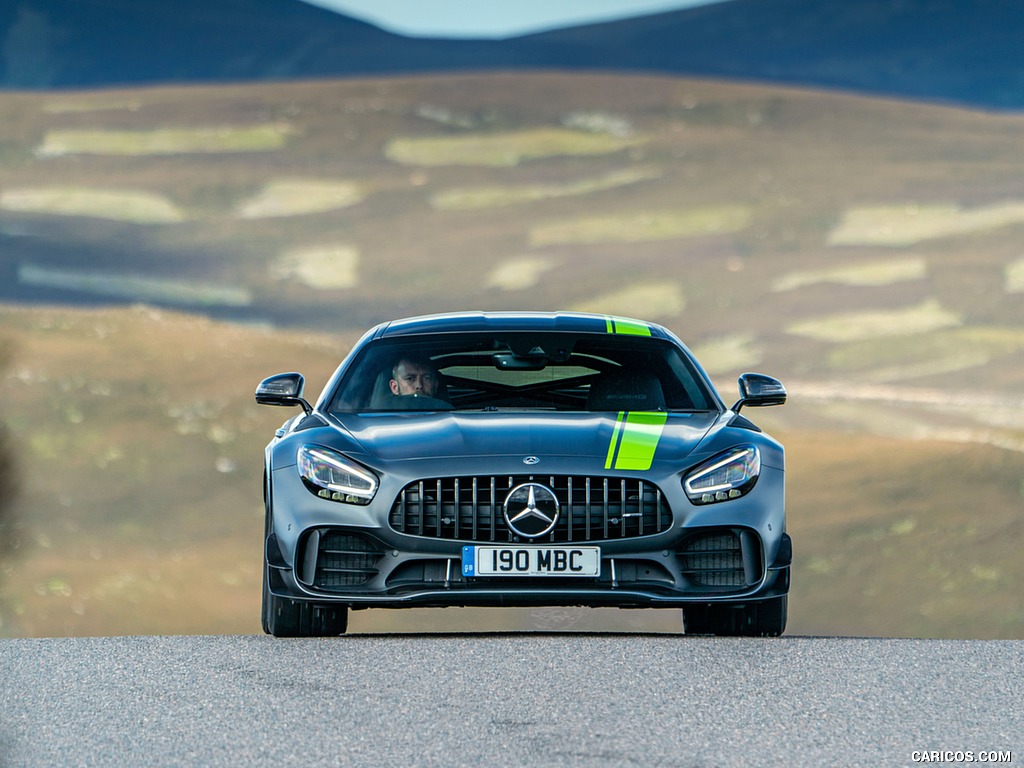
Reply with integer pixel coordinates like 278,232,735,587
0,635,1020,767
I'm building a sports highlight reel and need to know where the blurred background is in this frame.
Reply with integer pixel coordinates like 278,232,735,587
0,0,1021,638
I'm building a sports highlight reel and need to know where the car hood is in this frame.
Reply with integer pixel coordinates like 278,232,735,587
327,411,720,467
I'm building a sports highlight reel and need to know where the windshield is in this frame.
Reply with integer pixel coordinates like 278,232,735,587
328,332,718,413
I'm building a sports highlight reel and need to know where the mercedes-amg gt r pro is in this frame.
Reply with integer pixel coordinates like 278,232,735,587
256,312,791,637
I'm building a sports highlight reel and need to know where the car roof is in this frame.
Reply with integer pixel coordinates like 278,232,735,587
373,311,675,341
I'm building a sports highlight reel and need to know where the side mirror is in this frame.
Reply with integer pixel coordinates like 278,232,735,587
732,373,786,413
255,372,313,415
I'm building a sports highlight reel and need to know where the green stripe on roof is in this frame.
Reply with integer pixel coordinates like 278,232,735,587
605,316,652,336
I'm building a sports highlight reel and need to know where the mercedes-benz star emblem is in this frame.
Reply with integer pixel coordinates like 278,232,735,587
522,456,540,465
503,483,560,538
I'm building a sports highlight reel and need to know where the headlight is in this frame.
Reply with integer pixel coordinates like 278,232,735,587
297,445,378,505
683,446,760,505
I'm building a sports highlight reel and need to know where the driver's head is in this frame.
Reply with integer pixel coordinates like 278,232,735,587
390,357,438,397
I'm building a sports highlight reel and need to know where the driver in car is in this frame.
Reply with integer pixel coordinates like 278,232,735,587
390,356,440,398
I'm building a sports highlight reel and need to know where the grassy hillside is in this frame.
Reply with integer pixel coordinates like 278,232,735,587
0,73,1022,637
3,75,1023,447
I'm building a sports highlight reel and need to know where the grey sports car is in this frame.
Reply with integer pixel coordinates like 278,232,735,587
256,312,791,636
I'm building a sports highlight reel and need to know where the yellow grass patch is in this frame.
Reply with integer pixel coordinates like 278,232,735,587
787,299,961,342
860,350,994,383
17,265,252,307
0,187,184,223
772,257,927,292
35,124,292,156
572,282,685,318
385,128,644,167
271,245,360,290
802,400,1024,454
235,179,366,219
689,334,763,375
828,202,1024,247
827,327,1024,381
1006,258,1024,293
431,167,660,210
485,257,557,291
43,99,143,114
530,205,751,246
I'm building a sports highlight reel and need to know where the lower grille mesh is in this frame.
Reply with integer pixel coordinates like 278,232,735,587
308,531,384,589
678,531,749,587
389,475,671,543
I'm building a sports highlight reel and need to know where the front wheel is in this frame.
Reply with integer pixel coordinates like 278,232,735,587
682,595,787,637
262,569,348,637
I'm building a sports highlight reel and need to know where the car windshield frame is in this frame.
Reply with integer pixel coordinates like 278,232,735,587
326,331,721,414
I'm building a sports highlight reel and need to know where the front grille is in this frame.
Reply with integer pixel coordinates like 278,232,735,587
678,531,749,587
389,475,671,542
299,530,384,590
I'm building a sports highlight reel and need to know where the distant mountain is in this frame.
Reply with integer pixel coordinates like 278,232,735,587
2,0,1022,109
529,0,1024,110
0,0,463,86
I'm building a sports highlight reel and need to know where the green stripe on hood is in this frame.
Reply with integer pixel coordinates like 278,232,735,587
605,411,668,471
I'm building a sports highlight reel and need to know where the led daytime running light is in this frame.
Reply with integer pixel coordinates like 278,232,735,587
298,445,378,505
684,446,760,505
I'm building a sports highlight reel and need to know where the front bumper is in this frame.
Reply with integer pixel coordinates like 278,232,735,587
266,526,791,610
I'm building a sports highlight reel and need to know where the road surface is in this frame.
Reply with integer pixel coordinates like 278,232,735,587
1,635,1020,767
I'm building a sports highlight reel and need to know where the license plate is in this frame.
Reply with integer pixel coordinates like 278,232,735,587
462,546,601,577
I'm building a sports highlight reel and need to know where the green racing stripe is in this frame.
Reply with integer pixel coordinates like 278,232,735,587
604,410,668,471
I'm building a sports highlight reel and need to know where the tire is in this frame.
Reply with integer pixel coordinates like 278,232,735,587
262,570,349,637
682,595,787,637
261,485,348,637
